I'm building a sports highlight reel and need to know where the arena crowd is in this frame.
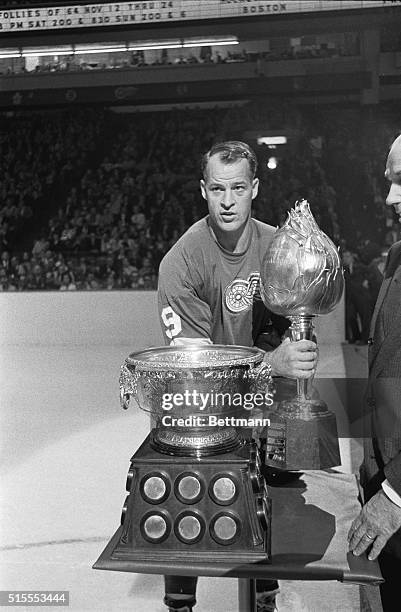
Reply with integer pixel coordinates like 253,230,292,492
1,98,400,342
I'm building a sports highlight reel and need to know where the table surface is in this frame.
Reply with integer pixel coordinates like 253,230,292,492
94,469,383,585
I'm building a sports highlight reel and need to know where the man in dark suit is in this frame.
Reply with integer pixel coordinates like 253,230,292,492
348,134,401,611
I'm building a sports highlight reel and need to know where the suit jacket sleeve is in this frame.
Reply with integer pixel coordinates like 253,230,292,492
371,241,401,496
384,456,401,497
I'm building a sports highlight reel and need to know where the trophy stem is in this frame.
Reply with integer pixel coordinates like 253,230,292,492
289,315,315,403
264,313,341,470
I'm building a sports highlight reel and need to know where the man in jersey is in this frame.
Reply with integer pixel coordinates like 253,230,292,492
158,140,317,378
158,141,318,612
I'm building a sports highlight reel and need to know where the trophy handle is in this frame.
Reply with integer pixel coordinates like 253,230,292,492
120,389,131,411
253,362,272,383
119,363,137,410
248,362,273,395
118,363,160,413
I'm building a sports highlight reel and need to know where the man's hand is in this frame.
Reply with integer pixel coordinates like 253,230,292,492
347,490,401,560
266,338,317,379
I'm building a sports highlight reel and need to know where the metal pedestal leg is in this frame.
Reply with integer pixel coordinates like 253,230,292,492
238,578,256,612
164,575,198,611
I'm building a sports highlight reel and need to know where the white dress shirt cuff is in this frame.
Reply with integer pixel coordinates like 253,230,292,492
382,479,401,507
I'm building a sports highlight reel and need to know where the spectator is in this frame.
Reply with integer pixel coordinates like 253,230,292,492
343,250,372,345
59,272,77,291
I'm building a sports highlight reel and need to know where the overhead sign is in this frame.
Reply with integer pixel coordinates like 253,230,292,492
0,1,398,34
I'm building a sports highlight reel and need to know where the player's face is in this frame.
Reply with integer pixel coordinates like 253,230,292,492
200,155,259,237
385,135,401,223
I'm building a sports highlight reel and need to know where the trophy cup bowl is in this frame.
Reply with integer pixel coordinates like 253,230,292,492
260,199,344,470
119,345,272,457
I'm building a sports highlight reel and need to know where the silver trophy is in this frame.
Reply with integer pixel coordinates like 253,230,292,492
119,345,273,456
260,199,344,470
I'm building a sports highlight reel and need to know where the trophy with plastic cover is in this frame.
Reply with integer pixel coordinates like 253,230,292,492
260,199,344,470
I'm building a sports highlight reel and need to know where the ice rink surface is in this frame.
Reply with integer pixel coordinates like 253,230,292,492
0,342,380,611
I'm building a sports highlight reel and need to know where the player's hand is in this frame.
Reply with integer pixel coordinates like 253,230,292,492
347,490,401,560
268,338,318,378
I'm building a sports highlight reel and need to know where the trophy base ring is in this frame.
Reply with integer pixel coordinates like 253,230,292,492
150,428,242,457
279,397,336,421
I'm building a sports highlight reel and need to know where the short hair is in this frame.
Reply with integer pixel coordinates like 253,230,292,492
201,141,258,180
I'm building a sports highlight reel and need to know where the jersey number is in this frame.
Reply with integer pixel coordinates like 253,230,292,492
161,306,182,339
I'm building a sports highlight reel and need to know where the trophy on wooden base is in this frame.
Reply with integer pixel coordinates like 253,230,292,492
94,345,274,577
261,199,344,471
